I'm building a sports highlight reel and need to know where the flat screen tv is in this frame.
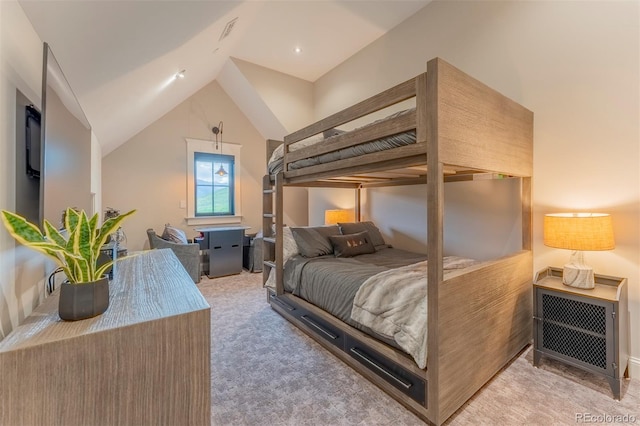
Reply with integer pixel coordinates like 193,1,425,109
40,42,93,229
25,104,41,178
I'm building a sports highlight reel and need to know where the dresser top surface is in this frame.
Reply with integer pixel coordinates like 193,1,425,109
0,249,210,352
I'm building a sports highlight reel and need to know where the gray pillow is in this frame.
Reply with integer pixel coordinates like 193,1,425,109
162,224,188,244
329,231,375,258
338,221,386,247
291,225,341,258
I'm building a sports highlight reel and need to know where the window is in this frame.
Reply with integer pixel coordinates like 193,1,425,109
185,138,242,226
194,152,234,216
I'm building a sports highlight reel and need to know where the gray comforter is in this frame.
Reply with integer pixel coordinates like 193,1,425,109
283,247,427,328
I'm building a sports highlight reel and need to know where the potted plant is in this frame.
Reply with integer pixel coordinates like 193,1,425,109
1,207,135,321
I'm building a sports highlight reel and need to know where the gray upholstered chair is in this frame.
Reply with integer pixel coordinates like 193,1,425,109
147,229,201,283
242,233,263,272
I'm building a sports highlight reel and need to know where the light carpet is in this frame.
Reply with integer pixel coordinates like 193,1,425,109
198,272,639,425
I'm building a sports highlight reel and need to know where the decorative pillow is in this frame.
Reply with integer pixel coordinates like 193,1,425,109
329,231,375,258
282,226,298,263
162,224,188,244
265,226,298,289
291,225,341,258
338,221,386,248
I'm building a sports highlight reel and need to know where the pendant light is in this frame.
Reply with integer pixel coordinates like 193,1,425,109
212,121,228,176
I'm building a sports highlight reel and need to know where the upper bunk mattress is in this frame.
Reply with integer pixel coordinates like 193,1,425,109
268,109,416,175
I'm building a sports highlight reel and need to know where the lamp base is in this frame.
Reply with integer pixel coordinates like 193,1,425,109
562,263,595,289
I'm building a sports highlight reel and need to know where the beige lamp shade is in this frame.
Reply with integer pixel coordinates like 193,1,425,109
543,213,615,251
324,209,355,225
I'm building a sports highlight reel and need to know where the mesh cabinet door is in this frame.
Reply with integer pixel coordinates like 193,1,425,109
536,289,615,376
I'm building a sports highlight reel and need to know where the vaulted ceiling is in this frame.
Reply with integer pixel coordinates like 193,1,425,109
19,0,430,155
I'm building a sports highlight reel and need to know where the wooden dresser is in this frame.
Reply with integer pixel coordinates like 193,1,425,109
0,249,211,426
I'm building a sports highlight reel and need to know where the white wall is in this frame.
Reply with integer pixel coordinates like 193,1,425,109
102,80,269,250
312,1,640,374
0,1,47,339
233,58,314,134
309,178,522,259
0,2,103,341
231,58,313,227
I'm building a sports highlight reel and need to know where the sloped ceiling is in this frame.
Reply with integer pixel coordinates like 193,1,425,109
19,0,430,155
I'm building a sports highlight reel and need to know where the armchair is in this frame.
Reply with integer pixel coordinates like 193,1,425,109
243,231,275,273
147,229,201,283
242,233,265,272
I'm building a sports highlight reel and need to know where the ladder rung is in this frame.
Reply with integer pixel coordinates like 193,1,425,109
263,189,275,194
263,237,276,244
263,260,276,268
263,214,275,218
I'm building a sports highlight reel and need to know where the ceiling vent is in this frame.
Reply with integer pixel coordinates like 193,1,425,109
219,17,238,42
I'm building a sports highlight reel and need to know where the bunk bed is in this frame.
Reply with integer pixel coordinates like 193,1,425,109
262,58,533,425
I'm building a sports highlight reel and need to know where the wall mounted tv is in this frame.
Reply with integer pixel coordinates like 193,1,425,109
25,105,41,178
39,42,93,228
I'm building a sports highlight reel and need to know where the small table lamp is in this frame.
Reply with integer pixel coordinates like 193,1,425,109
543,213,615,289
324,209,355,225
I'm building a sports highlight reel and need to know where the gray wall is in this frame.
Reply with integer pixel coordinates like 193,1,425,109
42,87,92,227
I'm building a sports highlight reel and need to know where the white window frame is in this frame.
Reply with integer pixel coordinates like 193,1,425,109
185,138,242,226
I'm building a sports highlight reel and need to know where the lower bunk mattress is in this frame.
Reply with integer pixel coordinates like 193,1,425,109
278,247,478,369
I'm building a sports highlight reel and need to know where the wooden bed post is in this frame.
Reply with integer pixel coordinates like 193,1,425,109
425,58,444,424
275,173,284,295
522,177,532,251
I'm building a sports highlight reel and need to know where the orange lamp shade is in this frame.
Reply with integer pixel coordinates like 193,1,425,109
543,213,615,251
324,209,355,225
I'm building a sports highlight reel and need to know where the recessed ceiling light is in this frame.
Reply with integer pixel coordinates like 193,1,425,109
294,46,302,54
175,70,186,79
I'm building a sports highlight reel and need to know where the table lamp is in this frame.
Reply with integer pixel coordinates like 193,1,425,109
324,209,355,225
543,213,615,289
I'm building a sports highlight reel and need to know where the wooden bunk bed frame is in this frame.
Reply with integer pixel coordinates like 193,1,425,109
262,58,533,425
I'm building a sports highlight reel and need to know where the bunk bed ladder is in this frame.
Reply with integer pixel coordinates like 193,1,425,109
262,173,284,296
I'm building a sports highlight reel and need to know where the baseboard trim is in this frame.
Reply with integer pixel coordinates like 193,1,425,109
628,356,640,379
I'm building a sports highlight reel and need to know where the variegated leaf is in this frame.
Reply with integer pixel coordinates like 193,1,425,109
1,210,45,244
94,209,136,251
43,220,67,248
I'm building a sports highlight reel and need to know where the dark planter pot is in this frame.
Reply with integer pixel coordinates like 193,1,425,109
58,276,109,321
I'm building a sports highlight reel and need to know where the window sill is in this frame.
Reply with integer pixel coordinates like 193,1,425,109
185,216,242,226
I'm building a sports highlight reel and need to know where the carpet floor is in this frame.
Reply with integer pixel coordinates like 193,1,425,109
198,272,639,425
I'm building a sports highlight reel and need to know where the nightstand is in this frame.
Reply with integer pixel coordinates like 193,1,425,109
533,267,629,399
